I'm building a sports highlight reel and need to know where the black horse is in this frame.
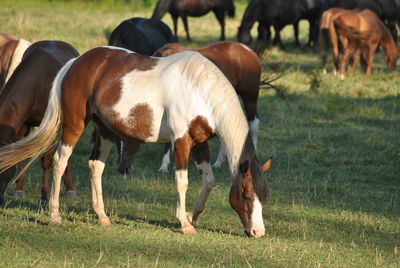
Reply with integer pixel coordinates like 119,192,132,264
108,17,174,55
151,0,235,41
237,0,333,55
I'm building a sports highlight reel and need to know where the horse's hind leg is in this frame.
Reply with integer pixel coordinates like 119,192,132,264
181,16,192,42
49,144,74,224
293,21,300,47
189,142,214,223
171,15,179,41
158,143,171,174
88,133,113,226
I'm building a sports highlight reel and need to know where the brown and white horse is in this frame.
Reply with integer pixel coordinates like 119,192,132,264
0,33,31,91
0,40,79,205
118,41,261,174
0,47,270,237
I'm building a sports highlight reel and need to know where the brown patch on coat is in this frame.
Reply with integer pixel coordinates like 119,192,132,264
188,116,214,143
229,166,255,230
174,133,192,170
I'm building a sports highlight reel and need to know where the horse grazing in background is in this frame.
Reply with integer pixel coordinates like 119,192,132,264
0,33,30,91
319,8,359,75
332,0,400,41
0,40,79,206
237,0,331,56
108,17,174,55
0,47,271,237
118,41,262,174
151,0,235,41
321,8,399,79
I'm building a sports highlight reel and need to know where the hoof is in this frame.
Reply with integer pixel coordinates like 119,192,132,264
13,190,24,197
186,212,193,224
181,225,196,234
50,216,62,225
212,163,222,169
65,191,76,198
99,218,111,226
157,168,169,175
38,199,49,209
0,196,6,207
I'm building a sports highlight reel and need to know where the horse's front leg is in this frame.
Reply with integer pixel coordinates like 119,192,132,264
158,143,171,174
173,134,195,234
88,133,113,226
181,16,192,42
213,10,226,41
171,15,179,41
190,142,214,223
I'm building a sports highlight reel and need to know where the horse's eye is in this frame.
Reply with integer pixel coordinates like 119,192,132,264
242,192,251,201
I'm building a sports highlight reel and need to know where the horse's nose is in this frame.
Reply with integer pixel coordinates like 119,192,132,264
244,228,265,238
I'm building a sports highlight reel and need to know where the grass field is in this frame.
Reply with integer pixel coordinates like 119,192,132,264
0,0,399,267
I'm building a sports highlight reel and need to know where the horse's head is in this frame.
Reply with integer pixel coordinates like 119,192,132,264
237,26,252,45
384,45,400,70
229,157,271,238
153,43,187,57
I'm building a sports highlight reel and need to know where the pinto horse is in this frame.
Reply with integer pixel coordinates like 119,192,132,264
0,33,30,91
118,41,262,174
0,47,270,237
0,40,79,205
108,17,174,55
151,0,235,41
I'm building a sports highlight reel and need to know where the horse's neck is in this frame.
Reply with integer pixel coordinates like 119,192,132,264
239,1,259,31
380,29,396,53
213,100,250,174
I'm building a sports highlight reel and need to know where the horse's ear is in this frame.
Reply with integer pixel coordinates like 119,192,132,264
239,160,249,174
261,157,272,173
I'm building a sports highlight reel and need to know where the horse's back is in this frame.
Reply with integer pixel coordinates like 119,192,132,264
108,17,173,55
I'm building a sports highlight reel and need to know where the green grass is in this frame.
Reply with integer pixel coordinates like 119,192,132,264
0,0,399,267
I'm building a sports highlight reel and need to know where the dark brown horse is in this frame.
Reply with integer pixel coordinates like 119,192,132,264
0,33,30,91
321,8,399,79
0,47,270,237
118,41,262,174
0,40,79,205
151,0,235,41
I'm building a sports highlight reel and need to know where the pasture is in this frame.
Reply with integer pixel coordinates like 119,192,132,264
0,0,399,266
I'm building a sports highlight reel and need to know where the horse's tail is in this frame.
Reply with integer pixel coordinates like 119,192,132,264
0,58,76,173
151,0,171,19
319,10,335,54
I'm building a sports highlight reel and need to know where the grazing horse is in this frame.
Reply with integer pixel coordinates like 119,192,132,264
237,0,331,55
0,47,270,237
319,8,359,76
108,17,174,55
118,41,261,174
0,33,30,91
151,0,235,41
322,9,399,79
0,40,79,205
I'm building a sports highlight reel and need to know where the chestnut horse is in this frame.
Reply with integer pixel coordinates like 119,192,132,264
0,33,30,91
0,47,270,237
319,8,358,76
0,40,79,205
333,9,399,79
151,0,235,41
118,41,261,174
